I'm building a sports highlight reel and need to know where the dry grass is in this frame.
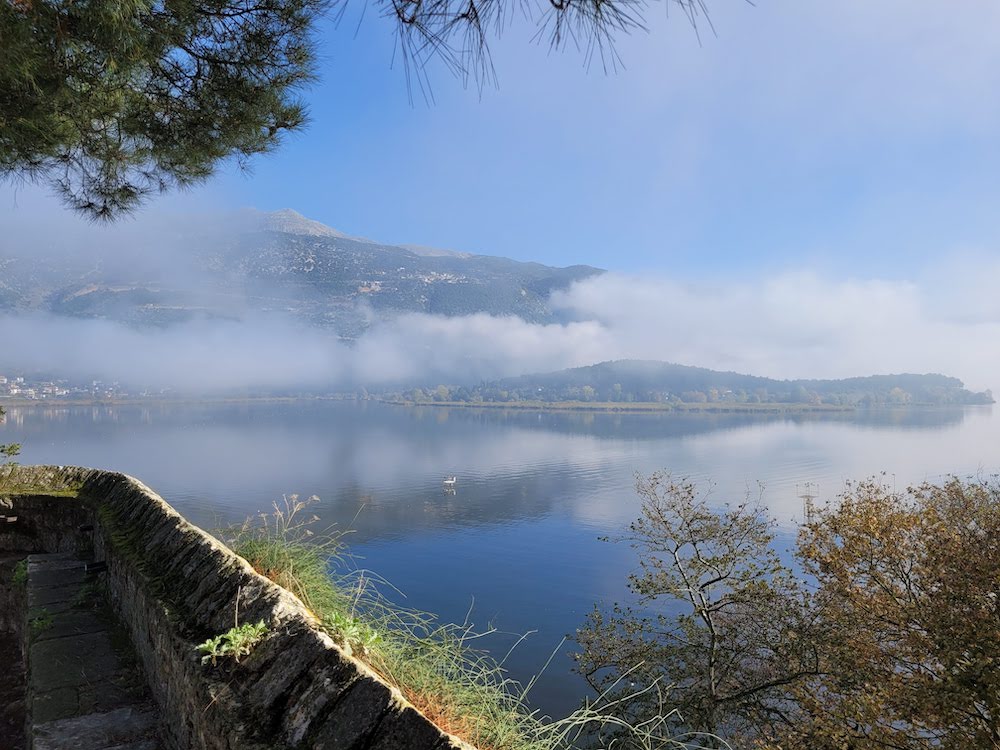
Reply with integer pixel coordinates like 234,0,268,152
221,495,720,750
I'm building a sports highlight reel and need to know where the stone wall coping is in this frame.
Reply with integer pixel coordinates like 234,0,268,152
2,465,476,750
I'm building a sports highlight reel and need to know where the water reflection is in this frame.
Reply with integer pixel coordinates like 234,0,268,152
0,400,996,716
3,400,997,568
4,399,974,434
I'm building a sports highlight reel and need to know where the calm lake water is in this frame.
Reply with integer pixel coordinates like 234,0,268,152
2,401,998,716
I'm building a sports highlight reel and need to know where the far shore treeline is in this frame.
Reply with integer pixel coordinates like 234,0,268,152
0,359,993,409
381,360,994,408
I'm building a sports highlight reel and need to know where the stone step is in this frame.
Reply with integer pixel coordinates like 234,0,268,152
32,706,161,750
25,554,164,750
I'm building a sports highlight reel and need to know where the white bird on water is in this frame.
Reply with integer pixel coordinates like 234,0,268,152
443,476,457,487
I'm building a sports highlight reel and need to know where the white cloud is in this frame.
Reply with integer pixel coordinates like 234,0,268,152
550,269,1000,390
0,313,346,391
350,313,610,383
1,246,997,393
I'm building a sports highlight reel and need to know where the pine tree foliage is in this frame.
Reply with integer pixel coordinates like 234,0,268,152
1,0,712,220
1,0,323,219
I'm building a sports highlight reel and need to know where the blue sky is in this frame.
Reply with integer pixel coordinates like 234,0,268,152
5,1,1000,276
201,0,1000,275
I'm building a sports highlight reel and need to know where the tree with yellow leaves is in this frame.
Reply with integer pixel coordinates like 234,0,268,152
773,476,1000,750
577,474,999,749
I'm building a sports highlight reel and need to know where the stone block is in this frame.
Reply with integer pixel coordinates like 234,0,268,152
33,705,159,750
32,609,107,644
366,705,448,750
309,677,394,750
30,630,123,691
281,658,360,745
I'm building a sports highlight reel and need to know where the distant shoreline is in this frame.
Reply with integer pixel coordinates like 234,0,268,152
0,396,345,408
1,396,987,414
380,399,856,413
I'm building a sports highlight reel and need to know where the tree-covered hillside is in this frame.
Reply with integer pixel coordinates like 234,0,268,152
394,360,994,407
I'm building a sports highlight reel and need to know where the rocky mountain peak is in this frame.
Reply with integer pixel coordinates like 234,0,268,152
257,209,348,239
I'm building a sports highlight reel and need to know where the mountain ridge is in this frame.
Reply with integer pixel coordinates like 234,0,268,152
0,209,604,337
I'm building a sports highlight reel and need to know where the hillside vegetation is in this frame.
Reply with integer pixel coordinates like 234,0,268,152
388,360,994,407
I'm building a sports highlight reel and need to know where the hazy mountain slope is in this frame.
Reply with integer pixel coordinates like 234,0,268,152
0,210,603,336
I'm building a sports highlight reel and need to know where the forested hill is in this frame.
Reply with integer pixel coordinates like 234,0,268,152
449,360,994,406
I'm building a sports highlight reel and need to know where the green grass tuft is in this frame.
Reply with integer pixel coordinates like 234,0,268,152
220,496,703,750
223,495,381,656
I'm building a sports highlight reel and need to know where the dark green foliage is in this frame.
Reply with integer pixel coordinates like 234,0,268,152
0,0,715,220
1,0,323,220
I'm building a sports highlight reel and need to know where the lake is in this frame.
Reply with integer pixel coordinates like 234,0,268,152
2,400,997,717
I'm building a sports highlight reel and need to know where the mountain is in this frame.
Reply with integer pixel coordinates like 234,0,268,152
0,210,603,337
450,360,995,406
254,208,354,239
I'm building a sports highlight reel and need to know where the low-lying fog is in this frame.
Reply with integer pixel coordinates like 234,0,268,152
2,201,998,393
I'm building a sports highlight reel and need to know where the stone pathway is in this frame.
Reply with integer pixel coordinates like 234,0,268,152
26,554,163,750
1,555,28,750
0,630,26,750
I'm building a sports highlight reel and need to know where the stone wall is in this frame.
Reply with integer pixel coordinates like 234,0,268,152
0,466,474,750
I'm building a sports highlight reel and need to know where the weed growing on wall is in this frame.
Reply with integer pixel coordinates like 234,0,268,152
29,609,53,638
11,559,27,588
197,621,269,666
